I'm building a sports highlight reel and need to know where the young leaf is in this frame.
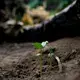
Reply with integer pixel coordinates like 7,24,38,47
41,41,48,47
33,42,43,49
49,48,56,53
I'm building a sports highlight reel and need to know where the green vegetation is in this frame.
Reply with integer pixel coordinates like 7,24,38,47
48,48,62,72
33,41,48,75
48,48,55,69
33,41,62,75
3,0,74,36
27,0,73,10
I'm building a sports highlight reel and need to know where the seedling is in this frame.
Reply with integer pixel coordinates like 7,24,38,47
48,48,55,69
48,48,62,73
33,41,62,74
33,41,48,75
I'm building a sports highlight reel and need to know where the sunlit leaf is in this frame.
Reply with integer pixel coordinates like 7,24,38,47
33,42,43,49
41,41,48,47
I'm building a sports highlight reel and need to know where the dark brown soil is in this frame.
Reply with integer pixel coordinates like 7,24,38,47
0,37,80,80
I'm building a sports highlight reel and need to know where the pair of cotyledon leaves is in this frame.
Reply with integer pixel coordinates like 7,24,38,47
33,41,48,49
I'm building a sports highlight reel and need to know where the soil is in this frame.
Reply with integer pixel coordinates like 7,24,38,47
0,37,80,80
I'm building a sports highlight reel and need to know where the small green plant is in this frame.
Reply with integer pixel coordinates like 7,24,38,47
48,48,62,73
33,41,62,75
48,48,55,69
33,41,48,75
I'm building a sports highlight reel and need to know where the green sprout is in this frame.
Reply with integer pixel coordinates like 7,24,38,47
48,48,55,69
33,41,62,74
48,48,62,73
33,41,48,75
33,41,48,49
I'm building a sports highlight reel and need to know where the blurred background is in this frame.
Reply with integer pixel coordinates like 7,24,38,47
0,0,74,36
16,0,74,25
1,0,74,24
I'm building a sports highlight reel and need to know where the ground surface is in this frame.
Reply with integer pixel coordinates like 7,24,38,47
0,37,80,80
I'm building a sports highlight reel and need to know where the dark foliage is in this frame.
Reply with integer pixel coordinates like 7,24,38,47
14,0,80,42
0,0,80,43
